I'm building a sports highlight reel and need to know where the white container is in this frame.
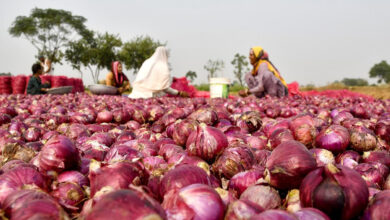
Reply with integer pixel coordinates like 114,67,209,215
209,77,230,98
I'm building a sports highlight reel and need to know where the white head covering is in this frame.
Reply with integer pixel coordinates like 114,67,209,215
129,47,171,98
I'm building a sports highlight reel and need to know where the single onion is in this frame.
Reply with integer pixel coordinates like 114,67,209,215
162,184,225,220
246,135,268,150
354,163,389,189
265,140,317,190
309,148,335,167
350,126,377,152
112,108,131,124
250,210,297,220
186,123,228,162
172,119,197,146
375,119,390,143
362,190,390,220
290,115,318,147
236,111,263,133
335,150,360,169
23,127,42,142
252,149,271,167
362,150,390,167
228,169,264,197
142,156,168,174
300,163,368,220
85,189,166,220
51,182,86,210
10,198,69,220
240,185,281,210
294,208,330,220
57,171,89,188
212,145,256,179
104,144,142,163
215,187,237,208
315,125,350,154
267,128,295,150
225,199,264,220
158,144,184,160
188,108,218,125
96,110,113,123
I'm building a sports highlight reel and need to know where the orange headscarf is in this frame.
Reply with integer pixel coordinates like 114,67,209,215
251,46,287,88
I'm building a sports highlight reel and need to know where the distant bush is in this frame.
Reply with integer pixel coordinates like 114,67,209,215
341,78,369,86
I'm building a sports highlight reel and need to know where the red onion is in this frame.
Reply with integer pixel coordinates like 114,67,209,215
155,138,176,149
385,175,390,190
309,148,335,167
362,190,390,220
294,208,330,220
188,108,218,125
104,144,142,163
315,125,350,153
85,189,166,220
240,185,281,210
143,156,168,174
159,165,211,197
236,111,263,133
300,164,368,220
228,169,264,197
89,161,146,197
290,115,318,147
266,140,317,189
124,120,141,130
67,123,90,140
375,119,390,143
0,113,11,126
186,123,228,162
362,150,390,167
262,119,290,138
225,199,264,220
246,135,268,150
212,145,256,179
158,144,184,160
51,182,86,210
121,139,158,157
286,189,301,212
57,171,89,188
89,132,115,147
96,110,113,123
111,108,131,124
23,127,42,142
333,111,354,125
147,105,165,122
252,149,271,167
350,126,377,152
335,150,360,169
167,153,209,173
172,119,197,146
10,198,69,220
37,135,80,174
0,166,48,205
267,128,295,150
162,184,225,220
0,159,36,173
250,210,297,220
355,163,389,189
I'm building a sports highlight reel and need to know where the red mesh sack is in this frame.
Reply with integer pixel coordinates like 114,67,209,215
11,75,27,94
0,76,12,94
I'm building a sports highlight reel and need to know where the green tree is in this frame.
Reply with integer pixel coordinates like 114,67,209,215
231,53,249,85
9,8,92,64
369,60,390,84
185,71,197,82
65,32,122,83
119,36,165,74
0,72,11,76
203,59,225,80
341,78,368,86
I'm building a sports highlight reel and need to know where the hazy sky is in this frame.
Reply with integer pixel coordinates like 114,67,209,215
1,0,390,86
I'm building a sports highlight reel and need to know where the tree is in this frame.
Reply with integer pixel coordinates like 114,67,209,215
341,78,368,86
369,60,390,84
9,8,92,64
185,71,197,82
203,59,225,80
119,36,165,74
231,53,249,85
65,32,122,83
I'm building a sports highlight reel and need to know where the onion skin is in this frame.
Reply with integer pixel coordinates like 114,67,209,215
355,163,388,189
240,185,281,210
350,126,377,152
85,189,166,220
11,198,69,220
225,199,264,220
236,111,263,133
362,190,390,220
267,128,295,150
315,125,350,154
266,140,317,190
290,115,318,147
250,209,297,220
294,208,330,220
309,148,335,167
186,123,228,162
362,150,390,167
188,108,218,125
51,182,86,210
228,169,264,197
375,119,390,143
300,164,369,220
172,119,197,146
96,110,113,123
162,184,225,220
57,171,89,188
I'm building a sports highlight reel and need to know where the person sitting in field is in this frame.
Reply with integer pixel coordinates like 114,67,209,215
129,46,189,99
239,46,288,98
106,61,131,94
27,63,51,95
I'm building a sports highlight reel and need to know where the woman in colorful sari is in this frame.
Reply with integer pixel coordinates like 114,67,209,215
129,46,189,99
239,46,288,98
106,61,131,94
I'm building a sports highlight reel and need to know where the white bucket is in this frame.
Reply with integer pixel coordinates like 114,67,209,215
209,77,230,98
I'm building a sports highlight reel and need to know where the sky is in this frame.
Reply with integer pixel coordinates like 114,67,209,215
1,0,390,86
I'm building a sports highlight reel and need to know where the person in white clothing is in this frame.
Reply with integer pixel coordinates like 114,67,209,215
129,46,189,99
38,55,53,75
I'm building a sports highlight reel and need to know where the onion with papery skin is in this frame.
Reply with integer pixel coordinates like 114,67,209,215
212,145,256,179
186,123,228,162
11,198,69,220
375,119,390,143
188,108,218,125
309,148,335,167
172,119,197,146
57,171,89,188
158,144,184,160
267,128,295,150
336,150,360,169
23,127,42,142
228,169,264,197
142,156,168,174
225,199,264,220
362,190,390,220
355,163,389,189
85,189,166,220
51,182,86,210
162,184,225,220
240,185,281,210
286,189,302,213
250,209,297,220
350,126,377,152
236,111,263,133
300,163,368,220
159,165,211,197
294,208,330,220
362,150,390,167
96,110,113,123
266,140,317,190
315,125,350,154
246,135,268,150
104,144,142,163
37,135,80,174
215,187,237,208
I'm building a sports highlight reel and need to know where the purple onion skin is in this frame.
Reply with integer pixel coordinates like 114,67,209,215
355,163,388,189
186,123,228,162
240,185,281,210
350,126,378,152
162,184,225,220
188,108,218,125
362,190,390,220
362,151,390,167
51,182,86,210
335,150,361,168
57,171,89,187
268,128,295,150
290,115,318,147
315,125,350,154
86,189,166,220
266,140,317,190
228,169,264,197
172,119,197,146
375,119,390,143
250,209,297,220
300,164,369,220
0,166,48,205
11,198,69,220
294,208,331,220
212,146,256,179
225,199,264,220
309,148,335,167
159,165,211,197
